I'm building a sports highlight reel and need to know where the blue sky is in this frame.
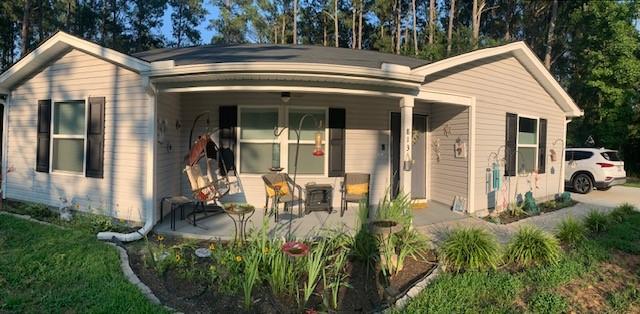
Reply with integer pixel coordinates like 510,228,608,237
160,2,219,44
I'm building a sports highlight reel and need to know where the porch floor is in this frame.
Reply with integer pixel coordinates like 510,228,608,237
154,200,466,240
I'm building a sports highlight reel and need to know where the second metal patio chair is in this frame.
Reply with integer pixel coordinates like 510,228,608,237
261,173,305,221
340,173,371,217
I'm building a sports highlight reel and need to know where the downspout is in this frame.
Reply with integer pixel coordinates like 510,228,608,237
97,77,157,242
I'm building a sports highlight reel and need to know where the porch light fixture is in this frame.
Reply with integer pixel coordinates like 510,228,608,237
281,92,291,103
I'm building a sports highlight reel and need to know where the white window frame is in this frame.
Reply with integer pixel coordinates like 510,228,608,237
516,114,539,175
286,106,329,177
49,98,88,176
236,106,329,177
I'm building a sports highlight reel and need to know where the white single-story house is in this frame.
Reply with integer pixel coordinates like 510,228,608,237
0,32,582,239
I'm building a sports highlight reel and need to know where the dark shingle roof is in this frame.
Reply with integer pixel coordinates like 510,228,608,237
133,44,430,69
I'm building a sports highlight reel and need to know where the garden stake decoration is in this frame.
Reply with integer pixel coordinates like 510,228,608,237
273,111,324,237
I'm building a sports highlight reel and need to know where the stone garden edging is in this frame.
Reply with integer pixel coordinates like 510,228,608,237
106,243,178,313
390,264,441,310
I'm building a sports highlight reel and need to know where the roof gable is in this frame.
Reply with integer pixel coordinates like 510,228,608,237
413,42,583,117
0,32,149,90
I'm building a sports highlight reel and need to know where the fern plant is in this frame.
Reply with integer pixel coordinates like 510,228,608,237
439,227,501,272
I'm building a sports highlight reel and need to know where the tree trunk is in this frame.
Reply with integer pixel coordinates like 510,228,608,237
428,0,435,44
281,15,286,44
544,0,557,70
503,0,512,41
447,0,455,56
395,0,401,54
293,0,297,44
412,0,417,55
472,0,485,49
358,0,363,49
20,0,32,57
334,0,339,47
323,15,327,46
351,4,356,49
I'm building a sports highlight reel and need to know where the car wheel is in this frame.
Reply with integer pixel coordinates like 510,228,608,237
572,173,593,194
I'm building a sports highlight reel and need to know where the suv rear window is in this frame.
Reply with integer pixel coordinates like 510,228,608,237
601,151,622,161
566,151,593,161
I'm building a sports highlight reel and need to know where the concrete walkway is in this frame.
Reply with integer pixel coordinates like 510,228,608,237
415,197,625,244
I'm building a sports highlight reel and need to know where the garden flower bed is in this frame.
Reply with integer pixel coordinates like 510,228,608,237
125,197,438,313
484,192,578,224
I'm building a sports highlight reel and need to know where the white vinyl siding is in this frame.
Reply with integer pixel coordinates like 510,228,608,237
5,49,149,222
425,55,566,214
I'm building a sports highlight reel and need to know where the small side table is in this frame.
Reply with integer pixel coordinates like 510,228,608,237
223,204,255,242
160,196,193,231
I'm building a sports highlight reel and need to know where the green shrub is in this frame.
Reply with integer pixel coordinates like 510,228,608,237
584,210,609,233
555,218,587,246
439,227,501,272
527,291,568,313
505,226,560,268
609,203,636,223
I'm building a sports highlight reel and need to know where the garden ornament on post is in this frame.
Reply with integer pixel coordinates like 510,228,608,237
273,111,324,238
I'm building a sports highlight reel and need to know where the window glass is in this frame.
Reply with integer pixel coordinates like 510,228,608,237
288,109,325,141
518,117,537,145
518,147,536,173
240,108,278,139
573,151,593,160
601,151,621,161
52,101,85,173
239,143,276,173
52,139,84,172
565,151,573,161
54,102,85,135
288,144,324,175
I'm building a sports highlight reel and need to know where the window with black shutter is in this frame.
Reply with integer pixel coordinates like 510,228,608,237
328,108,345,177
36,99,52,172
505,113,517,176
538,119,547,174
86,97,105,178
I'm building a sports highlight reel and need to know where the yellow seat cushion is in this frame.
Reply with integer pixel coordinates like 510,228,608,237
266,182,290,197
346,183,369,196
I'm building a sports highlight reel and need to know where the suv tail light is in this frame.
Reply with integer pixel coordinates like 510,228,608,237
597,162,615,168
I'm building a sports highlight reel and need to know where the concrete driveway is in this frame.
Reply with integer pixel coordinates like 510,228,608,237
570,185,640,209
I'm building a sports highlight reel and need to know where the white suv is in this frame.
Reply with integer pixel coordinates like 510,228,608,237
565,148,627,194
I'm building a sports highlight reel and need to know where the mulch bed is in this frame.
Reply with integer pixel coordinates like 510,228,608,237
127,240,437,313
486,201,578,224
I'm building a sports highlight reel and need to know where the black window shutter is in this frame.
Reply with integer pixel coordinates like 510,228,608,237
538,118,547,174
328,108,346,177
218,105,237,175
86,97,105,178
505,112,517,176
36,99,52,172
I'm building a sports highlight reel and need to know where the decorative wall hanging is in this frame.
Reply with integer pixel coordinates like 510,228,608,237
454,137,467,159
157,119,168,144
432,137,441,162
550,149,557,162
443,124,452,137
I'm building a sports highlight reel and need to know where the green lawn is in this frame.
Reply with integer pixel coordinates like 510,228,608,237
400,210,640,313
624,177,640,188
0,214,165,313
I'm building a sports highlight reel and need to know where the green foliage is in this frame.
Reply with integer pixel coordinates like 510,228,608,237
505,226,561,268
242,250,260,309
439,227,502,272
556,217,587,246
0,215,166,312
609,203,636,223
527,291,568,314
606,286,640,312
584,210,610,233
394,228,430,274
302,240,326,308
595,209,640,254
375,191,412,227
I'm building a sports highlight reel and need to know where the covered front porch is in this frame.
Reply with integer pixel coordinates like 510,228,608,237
155,201,465,240
152,79,475,239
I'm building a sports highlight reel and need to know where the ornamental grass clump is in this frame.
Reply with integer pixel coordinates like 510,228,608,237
439,227,501,272
505,226,560,268
609,203,636,223
584,210,609,233
555,217,587,246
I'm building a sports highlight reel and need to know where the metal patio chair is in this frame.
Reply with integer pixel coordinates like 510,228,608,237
340,173,370,217
261,173,304,221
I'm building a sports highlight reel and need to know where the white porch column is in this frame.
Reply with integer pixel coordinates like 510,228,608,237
399,95,414,197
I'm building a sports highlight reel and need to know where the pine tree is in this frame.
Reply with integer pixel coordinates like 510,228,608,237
169,0,207,47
